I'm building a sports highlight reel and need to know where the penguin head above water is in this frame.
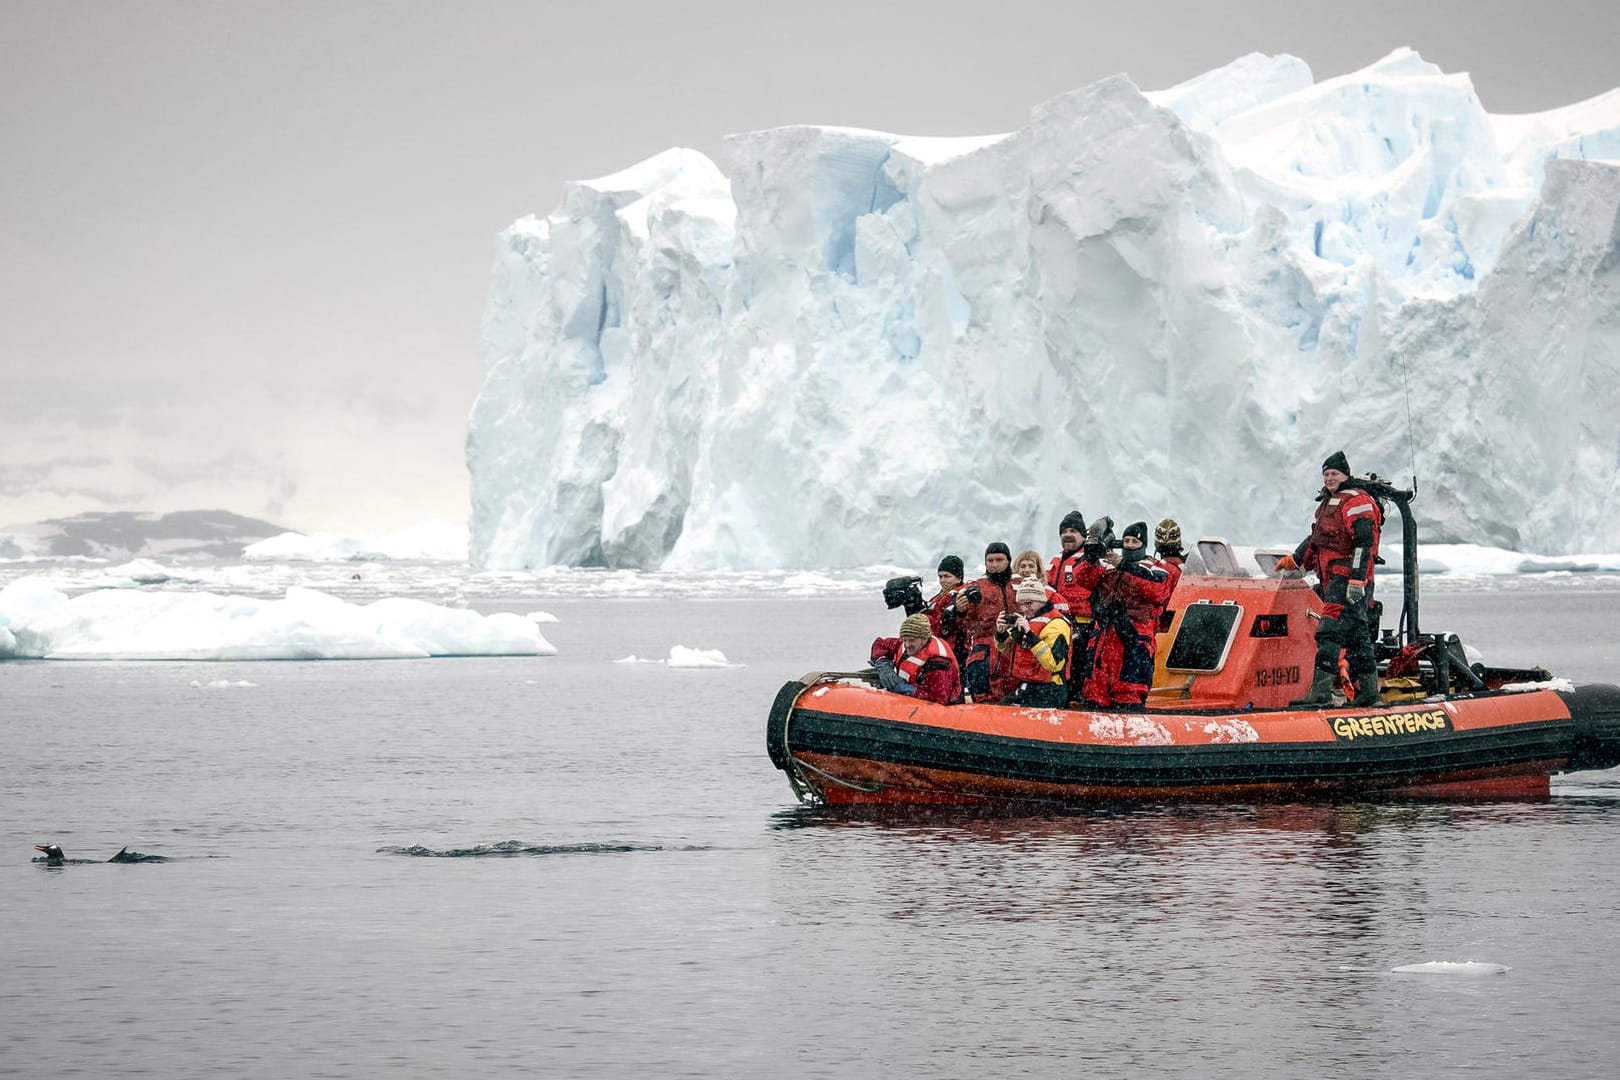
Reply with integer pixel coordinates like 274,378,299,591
33,842,169,864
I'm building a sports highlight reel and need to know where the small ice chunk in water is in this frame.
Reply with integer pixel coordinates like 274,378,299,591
1391,961,1510,976
667,645,732,668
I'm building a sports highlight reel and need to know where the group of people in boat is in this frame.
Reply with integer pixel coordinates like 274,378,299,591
869,450,1385,711
870,514,1194,710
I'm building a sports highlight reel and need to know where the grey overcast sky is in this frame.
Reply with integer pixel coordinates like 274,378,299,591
3,1,1617,533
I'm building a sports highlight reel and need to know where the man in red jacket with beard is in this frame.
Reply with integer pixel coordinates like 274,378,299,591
1277,450,1384,706
1073,521,1178,709
953,541,1019,703
1047,509,1094,701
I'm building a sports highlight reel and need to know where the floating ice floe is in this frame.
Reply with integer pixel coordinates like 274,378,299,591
667,646,734,669
191,679,259,688
243,522,469,563
1408,544,1620,576
526,610,560,623
84,559,201,589
0,576,554,660
613,646,736,668
1391,961,1511,976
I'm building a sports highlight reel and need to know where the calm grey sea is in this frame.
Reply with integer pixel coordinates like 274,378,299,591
5,589,1620,1079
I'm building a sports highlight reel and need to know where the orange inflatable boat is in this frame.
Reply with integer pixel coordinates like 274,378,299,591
767,483,1620,806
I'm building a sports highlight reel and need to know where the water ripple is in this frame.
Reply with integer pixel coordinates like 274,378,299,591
376,839,709,858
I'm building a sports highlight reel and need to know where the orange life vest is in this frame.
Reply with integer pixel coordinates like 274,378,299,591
895,635,954,686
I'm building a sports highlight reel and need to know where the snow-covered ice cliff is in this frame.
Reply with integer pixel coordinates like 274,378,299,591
468,48,1620,570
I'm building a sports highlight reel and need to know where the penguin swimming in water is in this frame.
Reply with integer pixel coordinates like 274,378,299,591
32,844,169,864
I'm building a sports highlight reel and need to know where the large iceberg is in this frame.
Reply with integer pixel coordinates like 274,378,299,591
468,49,1620,571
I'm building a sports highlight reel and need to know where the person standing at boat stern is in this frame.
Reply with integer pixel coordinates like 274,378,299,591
870,613,963,705
1073,522,1178,708
996,578,1073,708
954,542,1019,703
1277,450,1383,706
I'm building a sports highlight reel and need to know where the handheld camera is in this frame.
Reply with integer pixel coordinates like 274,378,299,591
882,575,926,615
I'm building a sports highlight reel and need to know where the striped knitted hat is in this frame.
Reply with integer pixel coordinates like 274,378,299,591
899,614,932,640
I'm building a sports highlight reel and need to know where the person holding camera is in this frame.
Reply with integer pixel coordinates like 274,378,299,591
995,577,1073,708
953,541,1018,703
1072,521,1177,709
869,613,963,705
924,554,970,658
1275,450,1384,707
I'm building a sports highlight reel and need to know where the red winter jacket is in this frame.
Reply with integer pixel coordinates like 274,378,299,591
870,635,962,704
1075,555,1177,641
1047,552,1094,624
1296,486,1382,586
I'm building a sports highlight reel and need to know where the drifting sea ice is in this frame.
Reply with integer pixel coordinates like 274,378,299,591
243,522,469,563
666,646,734,669
0,576,555,661
613,646,736,668
83,559,202,588
1390,961,1511,976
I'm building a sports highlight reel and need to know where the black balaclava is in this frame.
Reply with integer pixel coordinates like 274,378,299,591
1121,521,1149,564
985,541,1012,585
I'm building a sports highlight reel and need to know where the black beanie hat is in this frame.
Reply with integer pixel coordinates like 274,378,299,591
937,554,965,579
1122,521,1148,544
985,541,1011,559
1059,510,1086,534
1322,450,1351,475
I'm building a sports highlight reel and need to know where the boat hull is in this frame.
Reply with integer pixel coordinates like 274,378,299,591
768,679,1620,807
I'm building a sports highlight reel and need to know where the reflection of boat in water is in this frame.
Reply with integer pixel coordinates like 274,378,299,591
767,482,1620,807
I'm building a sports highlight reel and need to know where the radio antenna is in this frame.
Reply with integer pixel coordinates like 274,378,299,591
1399,350,1418,491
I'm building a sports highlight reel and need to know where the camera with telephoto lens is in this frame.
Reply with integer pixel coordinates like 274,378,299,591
963,583,982,604
882,575,926,615
1083,517,1118,556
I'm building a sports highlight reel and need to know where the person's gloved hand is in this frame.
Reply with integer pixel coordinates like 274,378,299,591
1275,554,1297,572
1346,580,1366,605
872,657,909,694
